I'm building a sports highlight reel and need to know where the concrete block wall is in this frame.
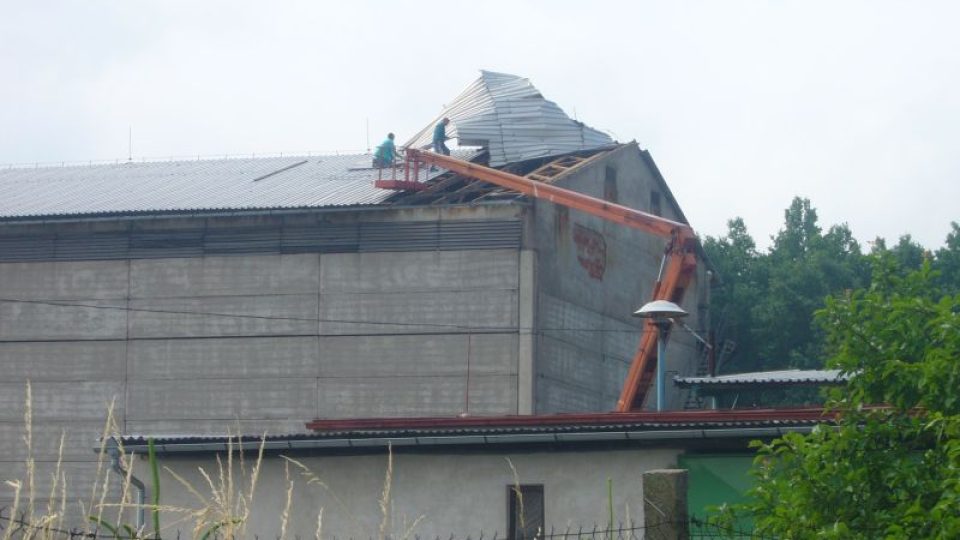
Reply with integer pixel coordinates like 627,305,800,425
0,247,523,513
530,145,709,412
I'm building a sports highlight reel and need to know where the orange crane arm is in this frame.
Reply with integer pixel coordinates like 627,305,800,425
403,149,699,411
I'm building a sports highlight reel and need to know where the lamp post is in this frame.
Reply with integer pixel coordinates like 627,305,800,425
633,300,688,411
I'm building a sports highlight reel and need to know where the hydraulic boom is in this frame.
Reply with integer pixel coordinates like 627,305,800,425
400,149,699,411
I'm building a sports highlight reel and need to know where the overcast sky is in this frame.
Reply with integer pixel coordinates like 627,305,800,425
2,1,957,249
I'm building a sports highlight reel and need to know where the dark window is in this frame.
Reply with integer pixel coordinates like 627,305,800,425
604,166,618,203
555,206,569,238
650,191,662,216
508,484,544,540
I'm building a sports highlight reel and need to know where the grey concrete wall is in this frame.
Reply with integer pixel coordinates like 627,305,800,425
0,208,523,514
530,144,709,412
135,446,680,539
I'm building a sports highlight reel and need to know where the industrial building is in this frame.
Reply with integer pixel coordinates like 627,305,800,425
0,72,712,526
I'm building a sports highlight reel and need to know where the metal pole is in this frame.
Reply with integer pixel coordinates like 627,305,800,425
656,323,667,411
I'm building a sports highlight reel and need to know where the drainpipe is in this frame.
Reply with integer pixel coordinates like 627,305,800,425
106,437,146,530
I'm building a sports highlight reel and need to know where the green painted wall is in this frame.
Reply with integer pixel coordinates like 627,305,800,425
677,454,754,520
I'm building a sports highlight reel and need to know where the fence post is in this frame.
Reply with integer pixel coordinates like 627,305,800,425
642,469,688,540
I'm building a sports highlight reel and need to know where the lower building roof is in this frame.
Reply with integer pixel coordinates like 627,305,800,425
116,408,834,455
674,369,849,391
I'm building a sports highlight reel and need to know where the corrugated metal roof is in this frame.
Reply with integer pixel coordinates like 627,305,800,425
115,409,833,454
405,71,614,167
674,369,849,388
0,150,479,220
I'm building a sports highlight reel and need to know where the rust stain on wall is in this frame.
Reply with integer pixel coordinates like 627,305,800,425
573,224,606,280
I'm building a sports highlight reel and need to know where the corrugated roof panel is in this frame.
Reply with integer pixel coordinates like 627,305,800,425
674,369,849,387
405,71,614,167
0,150,479,220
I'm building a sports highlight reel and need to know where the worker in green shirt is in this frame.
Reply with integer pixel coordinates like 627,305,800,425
432,118,451,156
373,133,401,168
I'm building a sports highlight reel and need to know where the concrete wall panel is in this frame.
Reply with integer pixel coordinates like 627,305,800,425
318,334,468,377
0,421,106,461
538,336,602,391
538,294,605,353
125,418,310,437
317,376,469,418
457,250,520,290
0,260,128,300
467,375,518,414
535,378,603,413
316,334,518,379
128,337,319,380
127,379,317,421
130,255,319,298
602,356,631,406
467,333,519,375
321,251,463,293
0,341,126,381
603,318,641,362
0,382,123,422
128,295,318,338
0,460,115,504
320,250,518,293
0,299,127,340
318,290,517,335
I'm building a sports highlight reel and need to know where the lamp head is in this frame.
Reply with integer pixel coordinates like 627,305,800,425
632,300,688,320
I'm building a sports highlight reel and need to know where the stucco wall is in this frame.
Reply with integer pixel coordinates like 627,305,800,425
137,446,680,539
530,145,709,412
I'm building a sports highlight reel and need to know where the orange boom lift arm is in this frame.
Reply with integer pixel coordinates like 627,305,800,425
400,149,699,412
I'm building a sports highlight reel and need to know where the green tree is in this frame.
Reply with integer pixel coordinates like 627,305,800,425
705,198,869,375
723,257,960,538
870,234,927,275
703,218,768,373
934,222,960,295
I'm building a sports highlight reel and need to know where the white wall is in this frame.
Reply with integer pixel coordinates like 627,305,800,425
137,446,681,539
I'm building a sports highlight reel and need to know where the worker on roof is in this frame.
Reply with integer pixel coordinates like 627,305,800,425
372,133,401,168
432,118,451,156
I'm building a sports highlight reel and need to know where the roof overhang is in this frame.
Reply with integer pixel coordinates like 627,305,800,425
113,408,834,455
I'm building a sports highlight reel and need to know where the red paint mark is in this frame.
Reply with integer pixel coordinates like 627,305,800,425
573,224,606,280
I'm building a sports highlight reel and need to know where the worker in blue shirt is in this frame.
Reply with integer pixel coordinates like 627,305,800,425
432,118,451,156
373,133,400,168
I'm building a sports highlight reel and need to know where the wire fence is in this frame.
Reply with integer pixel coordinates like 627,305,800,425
0,509,768,540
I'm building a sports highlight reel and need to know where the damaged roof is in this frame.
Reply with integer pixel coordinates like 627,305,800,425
405,71,614,167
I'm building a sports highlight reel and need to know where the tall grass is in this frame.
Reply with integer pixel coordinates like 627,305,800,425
1,382,426,539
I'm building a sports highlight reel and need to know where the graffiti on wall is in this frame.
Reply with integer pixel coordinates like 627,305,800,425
573,224,606,280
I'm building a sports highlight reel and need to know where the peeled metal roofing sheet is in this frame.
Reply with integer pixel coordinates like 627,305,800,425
0,150,478,219
405,71,614,167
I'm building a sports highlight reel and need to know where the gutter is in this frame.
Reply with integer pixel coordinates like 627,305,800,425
119,425,816,455
106,438,146,530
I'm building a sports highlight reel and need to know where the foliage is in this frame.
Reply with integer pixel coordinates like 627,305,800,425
718,258,960,538
702,217,767,374
704,198,958,378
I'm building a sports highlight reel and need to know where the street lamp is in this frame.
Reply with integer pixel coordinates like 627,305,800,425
633,300,688,411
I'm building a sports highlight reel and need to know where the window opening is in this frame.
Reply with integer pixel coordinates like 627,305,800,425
508,484,544,540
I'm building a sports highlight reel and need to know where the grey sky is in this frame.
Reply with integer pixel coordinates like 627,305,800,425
2,1,957,249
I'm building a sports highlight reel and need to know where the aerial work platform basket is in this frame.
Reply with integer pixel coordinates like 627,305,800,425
373,153,430,191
